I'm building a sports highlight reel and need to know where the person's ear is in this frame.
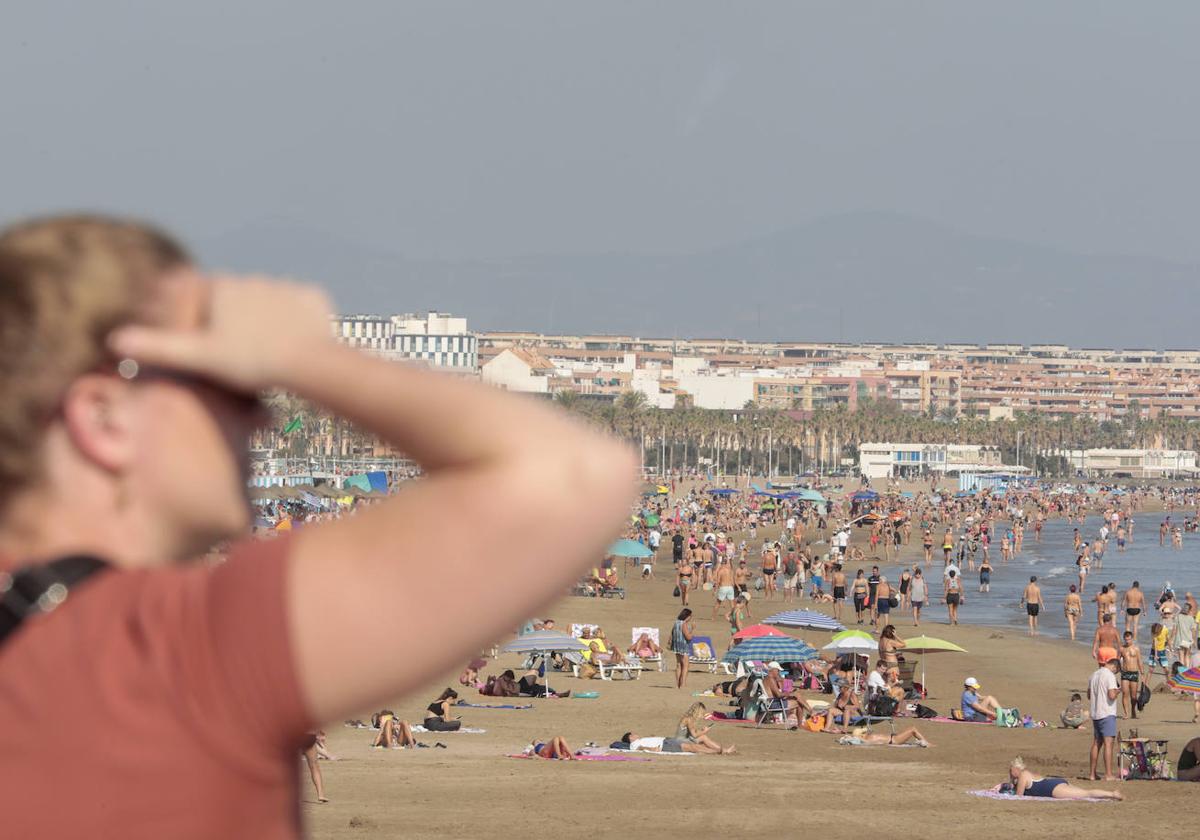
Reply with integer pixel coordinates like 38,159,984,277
60,375,136,473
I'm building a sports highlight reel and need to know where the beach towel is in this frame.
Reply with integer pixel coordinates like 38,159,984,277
412,726,487,734
505,753,651,762
837,736,921,748
929,716,991,725
456,702,533,710
848,715,893,726
705,712,744,723
967,790,1111,803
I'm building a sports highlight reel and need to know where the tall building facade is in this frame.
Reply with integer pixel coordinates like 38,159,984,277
332,312,478,372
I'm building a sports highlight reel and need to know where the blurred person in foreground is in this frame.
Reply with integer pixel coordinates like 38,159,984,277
0,215,636,838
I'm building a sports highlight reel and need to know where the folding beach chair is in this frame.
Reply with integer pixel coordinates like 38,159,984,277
747,679,793,728
630,627,664,672
687,636,732,674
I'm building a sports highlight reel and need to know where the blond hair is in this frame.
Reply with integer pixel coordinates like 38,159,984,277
0,215,188,504
1010,756,1026,770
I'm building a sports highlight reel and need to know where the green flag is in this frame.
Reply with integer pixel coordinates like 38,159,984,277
282,417,303,436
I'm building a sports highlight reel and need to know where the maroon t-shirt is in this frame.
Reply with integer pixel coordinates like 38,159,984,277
0,537,312,838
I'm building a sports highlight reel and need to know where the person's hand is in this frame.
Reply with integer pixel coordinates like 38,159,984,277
108,274,336,394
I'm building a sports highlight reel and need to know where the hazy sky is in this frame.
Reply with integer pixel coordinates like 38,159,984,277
3,2,1199,268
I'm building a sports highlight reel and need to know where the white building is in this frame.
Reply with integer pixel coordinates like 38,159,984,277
858,442,1007,480
1080,448,1198,478
332,315,393,351
481,348,555,394
391,312,478,371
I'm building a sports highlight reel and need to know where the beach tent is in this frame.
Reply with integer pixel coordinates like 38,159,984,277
501,631,589,698
721,635,818,666
763,610,845,633
343,473,372,493
851,490,879,501
707,488,738,496
366,471,388,493
607,538,652,559
902,636,967,697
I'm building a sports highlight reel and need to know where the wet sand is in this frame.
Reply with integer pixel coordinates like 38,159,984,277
304,486,1197,839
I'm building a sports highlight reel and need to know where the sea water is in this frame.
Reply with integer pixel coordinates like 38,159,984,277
870,516,1197,643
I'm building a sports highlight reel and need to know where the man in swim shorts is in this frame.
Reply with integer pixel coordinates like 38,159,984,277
1122,581,1145,640
712,559,735,620
1021,576,1044,636
1118,631,1146,719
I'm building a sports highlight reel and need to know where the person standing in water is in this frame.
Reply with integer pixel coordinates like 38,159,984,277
1021,576,1044,636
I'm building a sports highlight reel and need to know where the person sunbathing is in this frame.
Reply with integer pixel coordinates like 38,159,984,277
1000,756,1123,800
518,670,569,698
615,732,728,755
527,736,575,759
458,657,488,689
588,640,627,666
629,632,661,659
371,712,421,749
676,703,737,754
826,684,862,732
841,726,932,747
712,676,750,697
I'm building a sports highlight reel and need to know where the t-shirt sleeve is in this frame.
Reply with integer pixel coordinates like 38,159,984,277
140,536,313,768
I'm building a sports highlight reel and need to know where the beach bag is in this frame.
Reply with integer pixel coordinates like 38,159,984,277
867,695,898,717
888,595,899,608
1137,682,1151,711
801,713,826,732
673,586,681,597
994,708,1021,728
914,703,938,719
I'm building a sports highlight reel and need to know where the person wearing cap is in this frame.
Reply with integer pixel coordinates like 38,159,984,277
1087,654,1121,781
763,661,813,724
960,677,1002,722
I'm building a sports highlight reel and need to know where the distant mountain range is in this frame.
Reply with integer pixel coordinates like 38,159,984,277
195,211,1200,347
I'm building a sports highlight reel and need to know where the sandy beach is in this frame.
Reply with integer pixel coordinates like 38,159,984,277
302,482,1199,839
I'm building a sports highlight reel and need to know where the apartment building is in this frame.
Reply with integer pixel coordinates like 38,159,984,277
333,312,478,372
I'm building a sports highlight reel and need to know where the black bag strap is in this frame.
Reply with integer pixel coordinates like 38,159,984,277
0,556,109,645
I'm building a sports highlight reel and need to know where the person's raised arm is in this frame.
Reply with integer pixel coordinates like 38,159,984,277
111,277,638,723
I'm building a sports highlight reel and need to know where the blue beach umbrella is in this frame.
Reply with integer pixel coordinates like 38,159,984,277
607,538,653,558
708,488,738,496
797,488,826,503
721,634,819,665
763,610,845,633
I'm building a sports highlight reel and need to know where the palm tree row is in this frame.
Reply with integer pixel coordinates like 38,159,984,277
255,390,1200,479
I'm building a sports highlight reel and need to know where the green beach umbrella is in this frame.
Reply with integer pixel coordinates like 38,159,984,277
903,635,967,698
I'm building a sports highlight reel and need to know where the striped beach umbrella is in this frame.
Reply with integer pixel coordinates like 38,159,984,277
1168,667,1200,694
763,610,845,633
721,635,819,665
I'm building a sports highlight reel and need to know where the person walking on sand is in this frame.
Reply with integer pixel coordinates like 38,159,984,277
910,568,927,627
711,558,734,620
1118,631,1146,720
1021,576,1045,636
1087,655,1121,781
670,609,695,689
1092,614,1120,662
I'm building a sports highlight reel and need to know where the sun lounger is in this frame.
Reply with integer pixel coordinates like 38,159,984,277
630,627,664,671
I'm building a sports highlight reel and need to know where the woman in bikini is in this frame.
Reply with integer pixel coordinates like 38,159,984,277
1064,585,1083,641
1001,757,1123,800
677,553,694,606
878,624,906,682
841,726,931,747
528,736,575,759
